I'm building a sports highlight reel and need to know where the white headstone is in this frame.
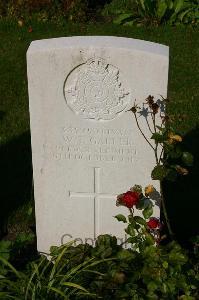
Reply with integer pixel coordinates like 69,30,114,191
27,36,169,253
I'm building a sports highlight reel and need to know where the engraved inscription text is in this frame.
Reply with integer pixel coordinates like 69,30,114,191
44,125,136,164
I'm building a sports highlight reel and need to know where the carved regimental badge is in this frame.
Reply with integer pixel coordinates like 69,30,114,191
64,58,131,120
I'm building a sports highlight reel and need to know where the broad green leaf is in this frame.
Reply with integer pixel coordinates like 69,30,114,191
163,283,167,293
143,207,153,219
117,249,133,260
178,8,192,21
0,241,11,260
157,0,168,19
113,13,133,25
134,216,146,226
139,0,146,11
135,223,141,231
15,232,35,244
147,281,158,291
173,0,184,14
0,240,12,250
101,247,112,258
123,20,136,26
96,234,117,247
151,165,168,180
182,152,194,166
125,224,135,236
166,0,174,9
145,233,155,245
163,261,168,269
126,237,137,244
27,207,33,216
128,214,134,222
114,214,127,223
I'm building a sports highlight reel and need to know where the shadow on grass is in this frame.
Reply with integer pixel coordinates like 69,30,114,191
0,131,32,237
163,126,199,247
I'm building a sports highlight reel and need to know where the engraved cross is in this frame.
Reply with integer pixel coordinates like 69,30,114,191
69,167,117,239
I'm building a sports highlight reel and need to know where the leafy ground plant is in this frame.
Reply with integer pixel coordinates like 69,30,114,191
103,0,199,26
0,241,109,299
0,191,198,299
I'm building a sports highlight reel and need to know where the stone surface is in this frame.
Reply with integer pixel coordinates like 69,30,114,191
27,36,169,253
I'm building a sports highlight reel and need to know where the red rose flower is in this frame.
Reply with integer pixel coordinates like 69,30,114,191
147,217,160,229
122,191,140,208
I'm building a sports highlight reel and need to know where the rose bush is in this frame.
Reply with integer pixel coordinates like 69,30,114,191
130,95,194,238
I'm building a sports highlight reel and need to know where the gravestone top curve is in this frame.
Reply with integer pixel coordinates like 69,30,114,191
28,36,169,57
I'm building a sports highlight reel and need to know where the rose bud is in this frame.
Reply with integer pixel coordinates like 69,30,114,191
146,95,154,108
144,185,155,196
147,217,161,229
151,103,159,114
130,106,137,113
130,184,142,195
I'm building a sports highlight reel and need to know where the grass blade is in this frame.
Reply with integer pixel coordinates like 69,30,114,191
47,245,71,290
62,281,89,293
48,286,69,299
0,256,20,278
25,256,46,300
82,269,105,276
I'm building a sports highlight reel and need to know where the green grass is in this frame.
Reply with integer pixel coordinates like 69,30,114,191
0,19,199,242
